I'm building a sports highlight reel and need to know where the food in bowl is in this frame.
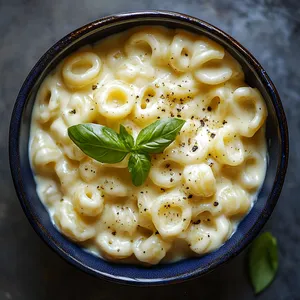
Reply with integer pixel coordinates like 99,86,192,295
29,26,267,265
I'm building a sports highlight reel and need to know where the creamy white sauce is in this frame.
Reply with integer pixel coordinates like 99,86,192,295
29,26,267,265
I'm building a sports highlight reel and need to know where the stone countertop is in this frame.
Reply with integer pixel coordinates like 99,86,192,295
0,0,298,299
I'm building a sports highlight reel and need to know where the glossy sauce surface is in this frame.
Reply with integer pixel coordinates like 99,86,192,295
29,26,267,265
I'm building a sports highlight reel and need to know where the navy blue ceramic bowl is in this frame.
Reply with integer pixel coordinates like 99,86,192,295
9,11,289,285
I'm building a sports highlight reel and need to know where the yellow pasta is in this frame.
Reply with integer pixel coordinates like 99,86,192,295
133,233,171,264
62,52,102,88
183,163,216,197
95,80,135,119
151,190,192,239
73,184,104,217
54,200,96,242
30,26,267,264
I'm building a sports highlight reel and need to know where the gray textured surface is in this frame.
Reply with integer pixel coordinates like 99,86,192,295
0,0,298,299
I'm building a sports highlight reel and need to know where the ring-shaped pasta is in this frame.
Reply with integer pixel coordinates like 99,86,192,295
239,151,266,190
96,231,133,259
55,159,79,193
95,80,135,119
62,94,97,126
216,183,251,216
35,75,63,123
183,164,216,197
31,130,62,174
116,56,155,84
190,195,222,218
160,73,200,99
169,32,195,72
231,87,268,137
30,27,268,264
79,158,102,183
132,84,168,125
101,203,138,236
133,233,171,264
106,48,126,70
193,51,244,85
211,125,245,166
190,37,225,69
54,200,96,242
205,156,223,177
149,156,183,189
98,173,130,197
125,29,169,65
189,37,230,85
50,117,86,161
186,214,231,254
73,184,104,217
194,59,233,85
151,191,192,239
137,192,156,231
165,120,210,164
37,179,62,207
50,117,69,145
203,86,232,120
62,52,101,88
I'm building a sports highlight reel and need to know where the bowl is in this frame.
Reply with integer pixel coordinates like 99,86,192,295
9,10,289,285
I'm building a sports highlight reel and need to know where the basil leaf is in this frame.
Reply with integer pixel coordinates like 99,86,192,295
128,153,151,186
68,118,186,186
248,232,278,294
68,123,128,163
119,125,134,150
135,118,186,153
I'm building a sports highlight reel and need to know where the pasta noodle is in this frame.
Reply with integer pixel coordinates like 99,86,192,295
73,184,104,217
96,231,133,259
31,130,62,174
54,200,96,242
30,26,267,265
185,214,231,254
151,190,192,239
133,233,171,264
183,163,216,197
95,80,135,119
62,52,102,88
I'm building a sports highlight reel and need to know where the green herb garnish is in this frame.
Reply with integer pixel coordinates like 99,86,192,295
128,152,152,187
134,118,186,153
68,118,185,186
248,232,279,294
67,123,128,164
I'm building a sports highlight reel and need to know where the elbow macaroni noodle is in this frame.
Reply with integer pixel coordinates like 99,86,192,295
30,26,267,265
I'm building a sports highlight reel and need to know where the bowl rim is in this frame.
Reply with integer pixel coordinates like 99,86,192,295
9,10,289,285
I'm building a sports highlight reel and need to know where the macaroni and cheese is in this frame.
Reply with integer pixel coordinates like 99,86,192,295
29,26,267,264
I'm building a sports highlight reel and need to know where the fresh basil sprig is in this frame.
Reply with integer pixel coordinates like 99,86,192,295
119,125,134,150
68,118,185,186
248,232,279,294
128,152,151,187
68,123,128,163
134,118,186,153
